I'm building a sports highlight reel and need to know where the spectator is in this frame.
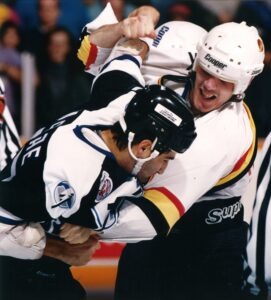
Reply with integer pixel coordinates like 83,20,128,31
149,0,176,25
57,0,88,38
82,0,136,22
233,0,271,138
81,0,103,22
0,2,20,26
167,1,219,30
106,0,136,20
13,0,40,30
20,0,61,58
198,0,241,23
35,26,90,129
15,0,88,39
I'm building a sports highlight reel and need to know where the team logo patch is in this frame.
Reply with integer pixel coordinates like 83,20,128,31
95,171,113,202
53,181,76,209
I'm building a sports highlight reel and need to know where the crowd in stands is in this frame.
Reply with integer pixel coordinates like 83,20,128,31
0,0,270,139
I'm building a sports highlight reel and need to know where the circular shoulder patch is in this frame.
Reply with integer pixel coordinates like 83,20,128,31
53,181,76,209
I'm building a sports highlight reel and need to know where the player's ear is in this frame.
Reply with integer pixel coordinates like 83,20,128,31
133,139,153,159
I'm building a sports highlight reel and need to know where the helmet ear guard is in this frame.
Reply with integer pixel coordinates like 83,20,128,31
194,21,265,95
121,85,197,155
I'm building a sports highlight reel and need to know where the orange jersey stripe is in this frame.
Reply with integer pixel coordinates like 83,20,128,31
144,187,185,229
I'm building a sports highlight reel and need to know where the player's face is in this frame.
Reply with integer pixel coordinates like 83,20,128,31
189,65,234,115
137,150,176,183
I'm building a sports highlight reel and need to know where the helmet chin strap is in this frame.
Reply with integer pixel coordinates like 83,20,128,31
128,132,159,175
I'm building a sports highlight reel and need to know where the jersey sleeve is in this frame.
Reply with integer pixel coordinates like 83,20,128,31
89,178,162,242
97,198,158,242
94,192,182,242
0,218,46,260
77,3,118,76
0,207,46,260
89,53,145,110
90,70,143,110
142,102,257,231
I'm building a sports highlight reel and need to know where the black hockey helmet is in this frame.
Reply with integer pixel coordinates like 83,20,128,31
122,85,197,154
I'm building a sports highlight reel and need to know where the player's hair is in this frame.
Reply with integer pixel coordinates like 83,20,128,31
110,122,158,152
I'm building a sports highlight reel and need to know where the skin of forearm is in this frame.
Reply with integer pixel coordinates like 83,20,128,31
116,39,149,60
43,235,100,266
90,23,124,48
90,5,160,49
43,236,64,260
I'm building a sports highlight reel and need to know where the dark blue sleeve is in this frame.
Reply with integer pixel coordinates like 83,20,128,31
87,70,143,110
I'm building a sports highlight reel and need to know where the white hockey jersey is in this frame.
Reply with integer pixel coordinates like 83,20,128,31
0,100,164,247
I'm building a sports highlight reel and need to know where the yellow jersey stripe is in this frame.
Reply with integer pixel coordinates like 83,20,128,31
215,103,256,187
144,187,185,229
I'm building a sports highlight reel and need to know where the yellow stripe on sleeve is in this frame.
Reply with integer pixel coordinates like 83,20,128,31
77,35,91,65
144,187,185,229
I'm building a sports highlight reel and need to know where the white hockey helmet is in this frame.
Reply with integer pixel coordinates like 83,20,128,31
194,21,265,95
141,21,207,84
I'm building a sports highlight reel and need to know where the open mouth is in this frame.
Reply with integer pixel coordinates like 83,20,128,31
200,88,217,100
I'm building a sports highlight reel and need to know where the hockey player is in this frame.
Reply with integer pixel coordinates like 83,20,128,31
0,76,103,300
0,82,196,299
0,84,196,247
74,5,265,300
242,132,271,300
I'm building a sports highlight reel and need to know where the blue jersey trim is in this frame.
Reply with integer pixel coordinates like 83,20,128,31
73,125,115,160
0,216,24,225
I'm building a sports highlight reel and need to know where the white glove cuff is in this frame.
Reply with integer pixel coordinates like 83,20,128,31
0,222,46,259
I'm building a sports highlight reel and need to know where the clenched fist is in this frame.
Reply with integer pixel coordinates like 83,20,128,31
60,223,100,244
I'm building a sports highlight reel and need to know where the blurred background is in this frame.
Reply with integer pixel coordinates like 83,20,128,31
0,0,270,299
